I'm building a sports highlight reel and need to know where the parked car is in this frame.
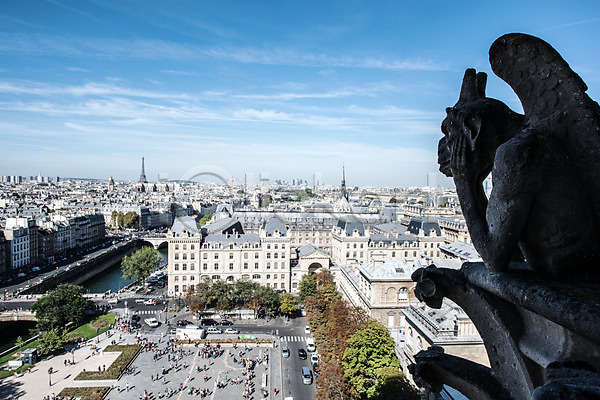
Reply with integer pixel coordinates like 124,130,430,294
225,328,239,334
131,322,141,329
282,347,290,358
298,349,307,360
201,319,218,326
310,353,319,365
144,299,157,306
302,366,313,384
304,325,311,334
177,319,191,327
220,320,234,326
168,327,177,334
206,327,222,334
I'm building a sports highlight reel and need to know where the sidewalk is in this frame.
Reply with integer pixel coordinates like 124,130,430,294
0,329,127,400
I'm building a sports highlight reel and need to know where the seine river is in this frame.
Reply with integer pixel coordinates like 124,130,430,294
82,247,167,293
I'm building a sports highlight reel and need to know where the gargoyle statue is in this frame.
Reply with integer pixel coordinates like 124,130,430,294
439,33,600,281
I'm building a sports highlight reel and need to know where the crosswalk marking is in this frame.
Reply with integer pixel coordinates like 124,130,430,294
281,336,306,343
131,310,160,315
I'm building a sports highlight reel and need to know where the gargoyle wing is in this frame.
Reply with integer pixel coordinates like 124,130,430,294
489,33,588,121
489,33,600,228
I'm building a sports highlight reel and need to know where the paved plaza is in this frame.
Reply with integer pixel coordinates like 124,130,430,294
0,317,283,400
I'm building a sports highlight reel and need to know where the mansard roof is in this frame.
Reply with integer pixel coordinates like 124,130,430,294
202,217,244,236
171,216,201,237
336,215,365,236
407,216,442,236
205,233,260,247
262,215,287,237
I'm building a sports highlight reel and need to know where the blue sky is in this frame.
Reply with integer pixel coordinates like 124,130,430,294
1,0,599,187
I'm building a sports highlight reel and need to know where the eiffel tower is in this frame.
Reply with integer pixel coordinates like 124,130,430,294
139,157,148,183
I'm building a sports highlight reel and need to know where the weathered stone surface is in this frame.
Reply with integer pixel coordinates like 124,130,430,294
439,33,600,282
410,33,600,400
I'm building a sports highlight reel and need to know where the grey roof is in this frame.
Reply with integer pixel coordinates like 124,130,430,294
440,241,481,261
358,258,415,280
336,216,365,236
373,222,407,235
297,244,329,257
262,215,288,237
407,216,442,236
205,233,260,247
369,232,417,244
368,198,383,207
171,216,201,236
413,258,464,270
202,217,244,235
215,204,234,215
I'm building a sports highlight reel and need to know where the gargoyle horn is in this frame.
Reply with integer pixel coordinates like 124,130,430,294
459,68,487,102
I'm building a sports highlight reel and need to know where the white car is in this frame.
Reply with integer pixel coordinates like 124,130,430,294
304,325,311,334
206,327,222,334
225,328,239,334
310,353,319,365
144,318,159,328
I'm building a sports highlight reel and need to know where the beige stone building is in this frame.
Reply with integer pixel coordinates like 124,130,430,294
400,300,489,377
334,258,418,332
331,218,447,267
167,215,291,296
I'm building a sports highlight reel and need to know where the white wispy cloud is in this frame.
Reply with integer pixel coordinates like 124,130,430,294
67,67,89,72
0,80,191,100
0,33,446,71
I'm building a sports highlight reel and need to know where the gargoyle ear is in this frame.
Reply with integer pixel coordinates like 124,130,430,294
459,69,478,102
465,114,482,151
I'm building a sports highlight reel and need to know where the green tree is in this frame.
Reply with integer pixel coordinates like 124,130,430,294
389,197,398,203
111,211,118,226
117,212,125,227
121,246,162,281
372,367,419,400
31,283,91,331
278,293,299,316
256,285,280,312
185,285,205,314
37,328,66,356
298,273,317,301
342,321,401,398
15,336,25,350
199,214,213,226
123,211,139,228
230,280,260,308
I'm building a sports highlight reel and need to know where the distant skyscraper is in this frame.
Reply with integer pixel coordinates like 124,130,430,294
313,172,323,188
427,172,437,188
139,157,148,183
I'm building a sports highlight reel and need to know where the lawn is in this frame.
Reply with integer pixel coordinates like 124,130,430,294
0,313,117,380
66,313,117,342
75,344,141,380
0,338,40,370
58,386,111,400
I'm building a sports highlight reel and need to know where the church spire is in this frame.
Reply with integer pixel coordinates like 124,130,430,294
341,164,348,201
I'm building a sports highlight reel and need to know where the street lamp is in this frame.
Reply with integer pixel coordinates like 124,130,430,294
71,349,75,364
48,367,53,386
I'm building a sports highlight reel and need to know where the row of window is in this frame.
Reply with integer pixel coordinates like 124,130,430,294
173,281,285,293
173,260,288,271
173,273,286,281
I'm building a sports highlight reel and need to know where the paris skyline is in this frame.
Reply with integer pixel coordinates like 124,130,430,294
1,0,599,187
